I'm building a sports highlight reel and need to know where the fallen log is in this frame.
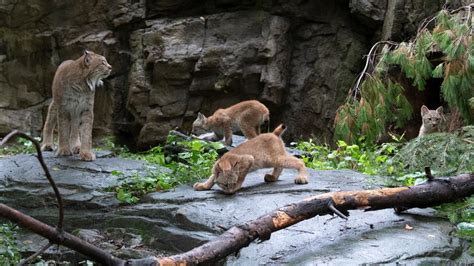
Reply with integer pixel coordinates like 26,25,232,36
147,173,474,265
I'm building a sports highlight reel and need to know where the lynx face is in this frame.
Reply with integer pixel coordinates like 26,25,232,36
84,51,112,91
214,158,239,193
419,105,444,136
421,105,443,131
192,112,208,135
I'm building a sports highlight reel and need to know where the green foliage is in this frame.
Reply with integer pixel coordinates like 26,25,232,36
293,135,402,176
389,126,474,177
0,223,21,265
336,7,474,144
435,195,474,254
335,77,412,144
111,134,223,204
0,136,38,156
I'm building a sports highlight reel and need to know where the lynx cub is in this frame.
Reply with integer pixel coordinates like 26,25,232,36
41,50,112,161
192,100,269,146
418,105,444,137
193,124,309,194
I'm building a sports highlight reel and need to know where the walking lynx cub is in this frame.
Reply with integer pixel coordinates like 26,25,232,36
193,124,309,194
41,50,112,161
192,100,269,146
418,105,444,137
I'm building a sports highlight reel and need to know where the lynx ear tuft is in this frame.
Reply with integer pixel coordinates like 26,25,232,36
198,112,206,120
420,105,429,116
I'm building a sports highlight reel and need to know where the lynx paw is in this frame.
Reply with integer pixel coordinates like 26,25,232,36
56,147,72,156
71,145,81,154
264,174,278,182
193,182,206,191
294,175,309,184
41,143,54,151
222,139,233,146
80,151,96,161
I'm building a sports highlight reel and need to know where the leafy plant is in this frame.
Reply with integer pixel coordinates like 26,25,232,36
0,136,39,156
293,135,403,176
388,126,474,178
335,6,474,144
111,134,224,204
435,195,474,254
0,223,21,265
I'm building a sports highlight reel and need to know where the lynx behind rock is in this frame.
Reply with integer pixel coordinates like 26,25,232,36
192,100,269,146
193,124,308,194
418,105,444,137
41,50,112,161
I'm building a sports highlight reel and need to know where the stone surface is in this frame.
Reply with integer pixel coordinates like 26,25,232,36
0,147,471,263
1,0,467,147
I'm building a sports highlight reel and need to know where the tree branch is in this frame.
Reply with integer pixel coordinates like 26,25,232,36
0,203,125,265
1,130,64,229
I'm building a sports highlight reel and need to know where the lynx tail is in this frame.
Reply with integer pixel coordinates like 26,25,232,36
272,124,286,136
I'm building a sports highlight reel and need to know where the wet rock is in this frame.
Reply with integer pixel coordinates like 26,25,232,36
2,149,471,264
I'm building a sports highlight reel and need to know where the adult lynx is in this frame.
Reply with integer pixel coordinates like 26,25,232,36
418,105,444,137
192,100,269,146
41,50,112,161
193,124,309,194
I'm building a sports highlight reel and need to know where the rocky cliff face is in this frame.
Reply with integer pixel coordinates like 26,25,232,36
0,0,465,148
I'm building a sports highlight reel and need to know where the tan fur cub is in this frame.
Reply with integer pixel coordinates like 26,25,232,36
418,105,444,137
193,124,309,194
41,50,112,161
192,100,269,146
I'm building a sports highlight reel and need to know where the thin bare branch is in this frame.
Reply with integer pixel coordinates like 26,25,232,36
1,130,64,229
0,203,125,265
425,167,434,181
350,41,398,101
18,242,53,266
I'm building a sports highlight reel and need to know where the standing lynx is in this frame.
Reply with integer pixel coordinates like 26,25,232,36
192,100,269,146
41,50,112,161
418,105,444,137
193,124,309,194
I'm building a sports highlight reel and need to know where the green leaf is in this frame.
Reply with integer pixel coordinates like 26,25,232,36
432,63,444,78
111,170,123,176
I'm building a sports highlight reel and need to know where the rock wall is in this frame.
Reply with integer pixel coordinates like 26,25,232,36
0,0,466,148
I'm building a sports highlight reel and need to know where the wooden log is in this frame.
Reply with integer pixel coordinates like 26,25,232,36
148,173,474,265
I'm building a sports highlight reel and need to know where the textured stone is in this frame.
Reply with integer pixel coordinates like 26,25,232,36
0,0,467,146
1,148,471,263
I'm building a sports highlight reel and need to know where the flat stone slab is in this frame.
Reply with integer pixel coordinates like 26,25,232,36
0,150,471,264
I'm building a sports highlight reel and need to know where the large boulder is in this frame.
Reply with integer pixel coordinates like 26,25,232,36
0,0,468,146
128,11,291,148
0,149,471,263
